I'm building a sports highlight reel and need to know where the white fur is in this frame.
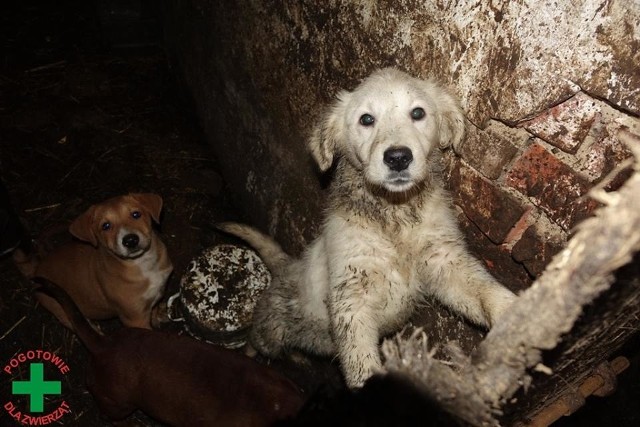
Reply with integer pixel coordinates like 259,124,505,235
221,68,515,388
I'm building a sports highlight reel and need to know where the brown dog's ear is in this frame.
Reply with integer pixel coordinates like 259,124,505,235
69,205,98,247
131,193,163,223
308,90,350,172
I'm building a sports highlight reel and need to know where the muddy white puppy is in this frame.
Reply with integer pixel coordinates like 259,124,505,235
219,68,516,388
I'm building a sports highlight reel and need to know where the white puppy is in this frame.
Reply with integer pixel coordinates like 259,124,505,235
219,68,516,388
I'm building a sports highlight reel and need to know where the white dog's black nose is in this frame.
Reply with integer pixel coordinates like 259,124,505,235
383,147,413,172
122,234,140,249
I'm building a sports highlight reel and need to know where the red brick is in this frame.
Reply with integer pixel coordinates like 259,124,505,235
519,92,599,154
450,160,526,244
582,123,633,182
459,125,519,180
457,213,533,292
505,143,599,230
511,224,565,278
502,205,534,245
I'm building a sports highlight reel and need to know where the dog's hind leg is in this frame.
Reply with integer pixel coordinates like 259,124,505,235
284,311,335,356
250,276,335,359
249,277,293,358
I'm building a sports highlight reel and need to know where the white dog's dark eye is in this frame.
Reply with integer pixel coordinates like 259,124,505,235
359,114,375,126
102,222,111,231
131,211,141,219
411,107,426,120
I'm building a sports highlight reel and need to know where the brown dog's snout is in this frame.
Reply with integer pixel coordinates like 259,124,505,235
122,233,140,249
383,147,413,172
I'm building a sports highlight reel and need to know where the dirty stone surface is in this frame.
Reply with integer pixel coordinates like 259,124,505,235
162,0,639,251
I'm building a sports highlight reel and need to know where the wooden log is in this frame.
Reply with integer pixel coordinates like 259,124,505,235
383,129,640,426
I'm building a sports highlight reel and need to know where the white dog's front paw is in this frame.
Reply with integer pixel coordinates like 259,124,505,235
485,287,517,327
343,352,382,389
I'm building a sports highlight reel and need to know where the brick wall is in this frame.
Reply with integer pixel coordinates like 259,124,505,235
446,91,638,290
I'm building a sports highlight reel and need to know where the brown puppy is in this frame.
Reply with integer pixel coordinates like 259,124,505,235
33,277,305,427
33,193,172,329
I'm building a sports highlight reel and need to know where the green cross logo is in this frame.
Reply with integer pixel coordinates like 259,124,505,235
11,363,61,413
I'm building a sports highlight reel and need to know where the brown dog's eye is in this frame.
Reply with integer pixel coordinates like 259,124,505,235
359,114,375,126
102,222,111,231
131,211,141,219
411,107,426,121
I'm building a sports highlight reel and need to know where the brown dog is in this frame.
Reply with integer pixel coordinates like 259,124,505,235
33,277,305,427
32,193,172,329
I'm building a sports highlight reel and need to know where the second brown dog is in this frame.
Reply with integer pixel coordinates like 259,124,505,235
31,193,172,329
34,277,305,427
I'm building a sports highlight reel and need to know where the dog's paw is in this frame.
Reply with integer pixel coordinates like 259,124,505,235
244,342,258,358
485,287,518,328
150,302,171,329
288,350,315,367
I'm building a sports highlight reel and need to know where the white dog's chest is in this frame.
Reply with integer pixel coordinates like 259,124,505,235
325,221,427,319
136,247,172,305
374,240,427,323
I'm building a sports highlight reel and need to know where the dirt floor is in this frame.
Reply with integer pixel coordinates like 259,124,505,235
0,2,340,426
1,2,639,427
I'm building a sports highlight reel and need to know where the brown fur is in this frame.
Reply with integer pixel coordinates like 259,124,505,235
33,277,304,427
30,193,172,329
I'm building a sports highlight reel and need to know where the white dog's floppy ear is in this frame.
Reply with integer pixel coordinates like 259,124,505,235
437,105,466,152
421,80,466,152
308,90,350,172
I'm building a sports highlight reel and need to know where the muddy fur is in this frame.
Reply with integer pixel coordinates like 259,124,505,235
218,68,516,388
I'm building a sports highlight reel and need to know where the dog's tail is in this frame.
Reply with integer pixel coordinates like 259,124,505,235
216,222,290,271
32,277,104,354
